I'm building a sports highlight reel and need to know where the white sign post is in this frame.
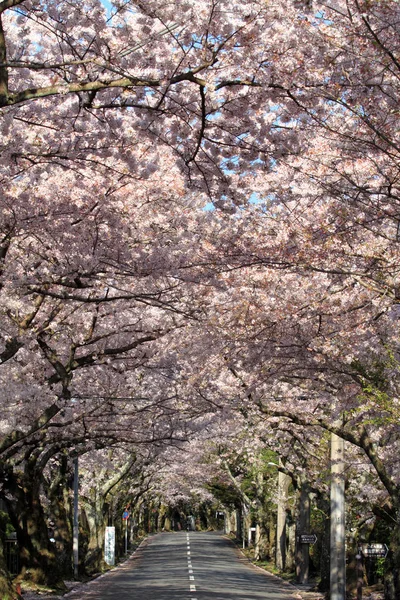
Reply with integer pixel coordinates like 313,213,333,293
104,526,115,566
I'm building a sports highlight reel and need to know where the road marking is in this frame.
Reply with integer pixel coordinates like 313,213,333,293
185,535,195,595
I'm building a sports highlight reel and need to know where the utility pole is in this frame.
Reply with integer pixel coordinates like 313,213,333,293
73,457,79,578
330,433,346,600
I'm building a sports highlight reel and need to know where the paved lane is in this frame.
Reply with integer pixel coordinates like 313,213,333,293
187,532,297,600
65,531,298,600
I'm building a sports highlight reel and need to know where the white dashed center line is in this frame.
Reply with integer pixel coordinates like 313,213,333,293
186,534,197,597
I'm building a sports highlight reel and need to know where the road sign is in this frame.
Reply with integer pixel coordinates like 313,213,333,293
360,543,388,558
122,510,130,520
299,533,317,544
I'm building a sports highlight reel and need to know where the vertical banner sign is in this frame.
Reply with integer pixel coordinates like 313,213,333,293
104,526,115,566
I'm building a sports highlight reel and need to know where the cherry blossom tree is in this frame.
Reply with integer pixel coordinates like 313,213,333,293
0,149,210,593
1,0,400,597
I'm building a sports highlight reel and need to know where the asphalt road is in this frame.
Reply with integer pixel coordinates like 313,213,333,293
65,531,298,600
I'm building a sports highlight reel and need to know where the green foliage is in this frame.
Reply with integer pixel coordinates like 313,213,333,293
0,511,15,539
206,479,242,509
375,557,386,579
351,358,388,392
347,354,400,425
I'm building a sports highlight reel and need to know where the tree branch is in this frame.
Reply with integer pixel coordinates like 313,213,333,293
259,405,398,499
0,15,8,105
0,403,60,455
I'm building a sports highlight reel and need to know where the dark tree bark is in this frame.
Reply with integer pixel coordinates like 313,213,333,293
46,455,73,577
0,536,18,600
5,467,66,591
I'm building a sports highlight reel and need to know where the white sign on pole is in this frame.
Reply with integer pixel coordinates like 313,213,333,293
360,543,388,559
300,533,318,544
104,526,115,566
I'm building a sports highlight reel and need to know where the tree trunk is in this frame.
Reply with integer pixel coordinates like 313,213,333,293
253,471,264,561
224,509,231,535
385,507,400,600
242,504,250,549
276,470,291,571
286,518,296,571
81,495,108,574
296,482,311,584
6,473,66,590
47,457,73,577
318,497,331,593
0,537,18,600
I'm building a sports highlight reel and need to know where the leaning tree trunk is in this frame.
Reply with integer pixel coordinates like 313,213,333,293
5,469,66,591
